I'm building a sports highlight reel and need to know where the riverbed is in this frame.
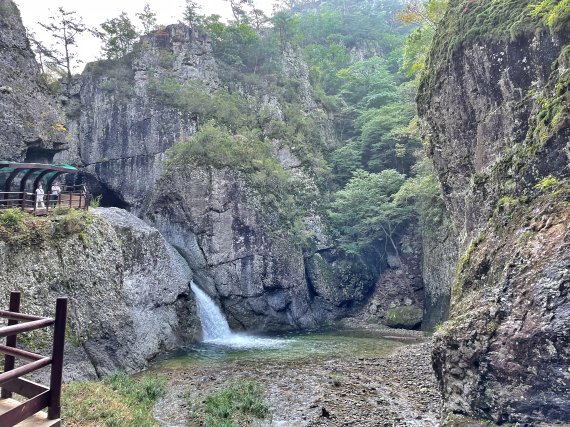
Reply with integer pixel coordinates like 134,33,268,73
150,325,441,426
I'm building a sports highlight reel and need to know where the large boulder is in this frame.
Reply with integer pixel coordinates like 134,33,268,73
0,207,198,380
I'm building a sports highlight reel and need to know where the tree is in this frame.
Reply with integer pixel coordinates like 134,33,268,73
136,3,157,34
183,0,204,28
226,0,254,23
398,0,448,77
272,11,296,51
28,31,57,74
398,0,447,29
329,169,411,261
99,12,139,60
38,7,90,89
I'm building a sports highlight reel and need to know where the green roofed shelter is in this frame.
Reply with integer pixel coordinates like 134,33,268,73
0,162,88,214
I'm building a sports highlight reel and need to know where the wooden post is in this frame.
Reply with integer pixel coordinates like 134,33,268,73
1,292,20,399
47,297,67,420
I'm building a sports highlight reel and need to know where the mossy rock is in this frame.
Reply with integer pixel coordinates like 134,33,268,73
385,306,423,329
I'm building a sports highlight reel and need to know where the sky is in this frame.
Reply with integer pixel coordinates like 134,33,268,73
14,0,275,71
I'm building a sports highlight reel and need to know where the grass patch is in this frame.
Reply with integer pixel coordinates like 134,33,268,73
62,373,166,427
189,379,269,427
0,208,93,246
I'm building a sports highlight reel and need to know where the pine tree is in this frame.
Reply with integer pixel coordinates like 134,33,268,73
38,7,90,91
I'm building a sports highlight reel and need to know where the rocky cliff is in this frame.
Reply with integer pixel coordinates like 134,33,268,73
57,24,217,208
55,20,378,331
0,0,66,162
143,164,371,330
418,0,569,423
0,207,198,380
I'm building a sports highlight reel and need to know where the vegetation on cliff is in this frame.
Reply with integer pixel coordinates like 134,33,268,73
147,0,448,281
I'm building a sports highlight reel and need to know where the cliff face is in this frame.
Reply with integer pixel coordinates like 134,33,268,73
418,0,569,423
143,165,370,330
0,0,66,162
57,24,217,208
55,21,378,331
0,208,198,380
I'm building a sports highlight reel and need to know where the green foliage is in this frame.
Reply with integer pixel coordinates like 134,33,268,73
337,56,399,109
54,209,92,237
395,156,447,231
136,3,157,34
90,194,103,208
0,208,28,230
189,379,269,426
62,373,165,427
0,210,49,246
168,123,289,201
100,12,139,60
206,18,279,74
530,0,570,35
0,209,92,246
328,169,411,259
535,175,559,190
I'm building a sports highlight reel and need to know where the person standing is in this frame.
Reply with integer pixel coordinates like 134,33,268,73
35,184,45,209
51,182,61,207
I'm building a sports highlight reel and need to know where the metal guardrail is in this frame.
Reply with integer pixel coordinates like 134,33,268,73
0,186,89,215
0,292,67,426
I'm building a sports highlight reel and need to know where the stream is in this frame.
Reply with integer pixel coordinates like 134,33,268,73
149,284,441,426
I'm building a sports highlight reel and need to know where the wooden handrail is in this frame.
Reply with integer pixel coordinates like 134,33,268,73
0,345,45,362
0,292,67,425
0,357,52,386
0,310,47,322
0,318,55,339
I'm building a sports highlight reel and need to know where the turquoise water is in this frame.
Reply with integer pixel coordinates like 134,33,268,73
154,328,417,369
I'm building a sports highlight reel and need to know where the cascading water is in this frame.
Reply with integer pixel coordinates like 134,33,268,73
190,282,232,342
190,282,286,349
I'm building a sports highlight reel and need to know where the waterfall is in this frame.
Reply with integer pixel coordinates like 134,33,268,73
189,281,287,349
190,282,232,342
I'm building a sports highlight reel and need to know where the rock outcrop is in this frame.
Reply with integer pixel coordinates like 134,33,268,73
0,0,66,162
419,0,569,423
0,207,197,380
57,24,217,208
143,165,370,331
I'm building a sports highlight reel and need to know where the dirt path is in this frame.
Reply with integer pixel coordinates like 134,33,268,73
153,340,441,426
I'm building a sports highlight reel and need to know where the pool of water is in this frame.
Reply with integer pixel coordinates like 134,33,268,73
153,327,418,370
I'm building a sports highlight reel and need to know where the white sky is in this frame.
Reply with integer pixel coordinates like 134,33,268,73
14,0,275,71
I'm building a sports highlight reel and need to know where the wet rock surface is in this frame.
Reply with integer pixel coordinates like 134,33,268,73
418,0,570,423
153,340,441,427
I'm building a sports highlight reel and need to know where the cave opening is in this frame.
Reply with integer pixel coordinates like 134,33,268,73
76,173,130,210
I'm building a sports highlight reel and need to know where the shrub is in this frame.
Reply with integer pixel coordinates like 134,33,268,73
190,379,269,427
90,194,103,208
0,208,28,230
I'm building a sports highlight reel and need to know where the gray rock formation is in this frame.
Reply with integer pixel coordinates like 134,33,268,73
143,165,366,331
56,24,218,208
0,207,197,380
421,221,457,331
0,0,66,162
418,1,570,423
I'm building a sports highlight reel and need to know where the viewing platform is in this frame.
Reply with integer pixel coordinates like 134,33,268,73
0,162,89,215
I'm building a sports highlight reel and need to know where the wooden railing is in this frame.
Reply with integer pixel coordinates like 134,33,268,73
0,185,89,215
0,292,67,426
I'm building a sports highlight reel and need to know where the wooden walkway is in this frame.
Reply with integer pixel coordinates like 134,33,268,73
0,398,60,426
